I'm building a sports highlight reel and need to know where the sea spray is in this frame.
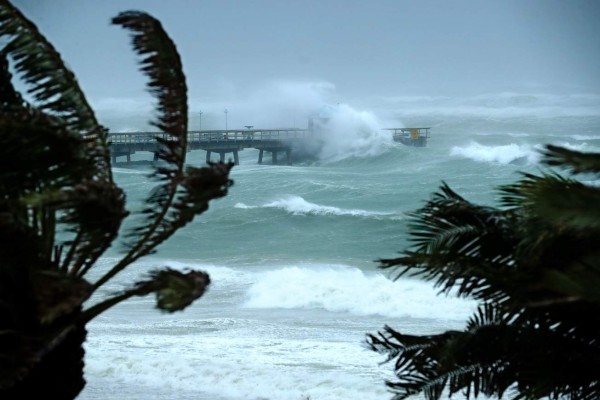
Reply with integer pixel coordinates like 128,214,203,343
313,103,393,162
94,80,396,162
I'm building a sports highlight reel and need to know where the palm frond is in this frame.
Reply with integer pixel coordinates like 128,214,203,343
88,11,187,285
378,182,517,302
57,180,128,276
406,182,512,254
0,117,91,197
536,259,600,305
1,0,126,279
368,327,463,400
0,116,97,265
31,270,92,325
0,0,111,178
369,315,600,400
82,268,210,323
500,172,600,230
92,12,233,290
465,302,509,331
372,144,600,399
0,49,25,110
543,144,600,174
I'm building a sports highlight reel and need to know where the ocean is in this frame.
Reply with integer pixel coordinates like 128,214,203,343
77,92,600,400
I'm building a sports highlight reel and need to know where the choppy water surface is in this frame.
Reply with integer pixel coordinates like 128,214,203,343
79,93,600,400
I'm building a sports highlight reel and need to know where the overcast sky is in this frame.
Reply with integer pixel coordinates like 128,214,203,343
9,0,600,128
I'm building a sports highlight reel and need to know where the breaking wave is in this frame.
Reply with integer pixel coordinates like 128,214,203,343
243,265,476,320
450,141,541,165
235,195,392,218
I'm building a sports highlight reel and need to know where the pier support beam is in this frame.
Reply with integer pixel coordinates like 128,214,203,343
286,149,291,165
272,151,277,164
206,150,240,165
258,149,264,164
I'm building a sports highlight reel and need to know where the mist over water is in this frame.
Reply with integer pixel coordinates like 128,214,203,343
315,104,391,161
97,84,600,167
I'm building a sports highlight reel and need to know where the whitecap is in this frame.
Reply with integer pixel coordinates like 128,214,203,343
450,141,541,165
262,195,391,217
243,265,476,321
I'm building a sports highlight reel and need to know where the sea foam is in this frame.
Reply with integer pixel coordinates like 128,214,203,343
243,265,476,321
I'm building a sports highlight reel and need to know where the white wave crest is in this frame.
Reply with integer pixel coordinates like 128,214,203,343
237,195,390,217
571,134,600,141
243,265,476,321
233,202,256,209
450,141,541,165
111,168,147,175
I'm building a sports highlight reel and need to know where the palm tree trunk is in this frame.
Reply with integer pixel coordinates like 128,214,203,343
3,323,87,400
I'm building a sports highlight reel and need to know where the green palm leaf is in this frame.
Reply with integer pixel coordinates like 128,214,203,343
372,146,600,400
379,182,517,304
501,172,600,229
82,268,211,322
543,144,600,174
93,12,233,290
0,0,111,178
1,3,233,396
1,0,126,276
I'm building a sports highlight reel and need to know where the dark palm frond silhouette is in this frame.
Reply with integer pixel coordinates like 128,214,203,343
0,2,233,398
369,145,600,400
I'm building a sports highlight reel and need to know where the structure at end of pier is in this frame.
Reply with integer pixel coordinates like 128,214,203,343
385,127,430,147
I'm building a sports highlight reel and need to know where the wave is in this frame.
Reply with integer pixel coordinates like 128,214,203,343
474,132,531,138
111,167,148,175
235,195,393,218
243,265,476,321
571,134,600,141
450,141,542,165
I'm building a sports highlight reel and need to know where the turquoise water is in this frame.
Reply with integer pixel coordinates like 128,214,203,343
79,93,600,400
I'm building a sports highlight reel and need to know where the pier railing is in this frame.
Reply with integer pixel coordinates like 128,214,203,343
108,129,310,144
108,128,313,165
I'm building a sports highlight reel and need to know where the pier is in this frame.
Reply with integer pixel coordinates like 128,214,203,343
109,126,429,165
109,128,312,165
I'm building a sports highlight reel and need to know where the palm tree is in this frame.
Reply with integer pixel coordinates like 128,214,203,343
0,1,233,398
368,145,600,400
